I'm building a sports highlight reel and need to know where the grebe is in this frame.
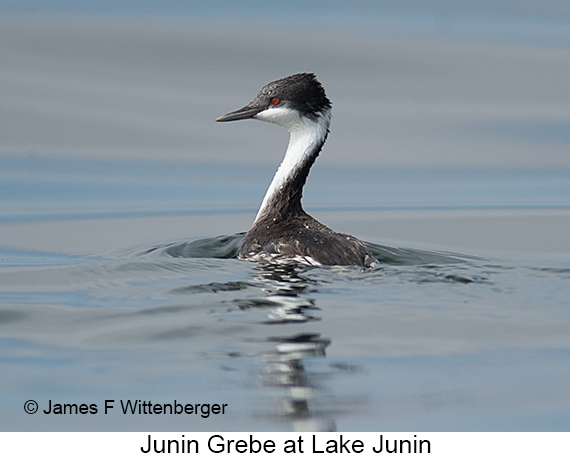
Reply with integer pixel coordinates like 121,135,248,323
216,73,375,267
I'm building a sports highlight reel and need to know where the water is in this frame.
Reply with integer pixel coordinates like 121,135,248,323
2,157,570,432
2,233,570,431
1,15,570,432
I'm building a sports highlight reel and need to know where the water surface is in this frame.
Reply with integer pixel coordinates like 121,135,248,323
1,157,569,432
1,15,570,432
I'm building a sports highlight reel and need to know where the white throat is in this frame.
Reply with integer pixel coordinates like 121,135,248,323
253,106,331,222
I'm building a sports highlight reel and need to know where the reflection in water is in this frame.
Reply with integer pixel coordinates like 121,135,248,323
234,264,320,324
149,237,350,430
261,333,334,432
239,264,336,432
145,235,488,431
2,228,570,431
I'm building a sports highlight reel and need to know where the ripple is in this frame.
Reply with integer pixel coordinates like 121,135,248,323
365,242,475,265
144,234,243,259
136,233,471,267
171,281,254,295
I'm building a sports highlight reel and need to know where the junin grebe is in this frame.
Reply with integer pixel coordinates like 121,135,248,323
216,73,375,267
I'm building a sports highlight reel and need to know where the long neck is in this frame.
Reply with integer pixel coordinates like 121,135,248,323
254,110,330,223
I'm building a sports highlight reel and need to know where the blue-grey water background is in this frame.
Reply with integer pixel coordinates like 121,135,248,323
1,1,570,431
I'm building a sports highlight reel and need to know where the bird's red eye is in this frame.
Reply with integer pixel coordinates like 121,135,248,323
270,97,281,106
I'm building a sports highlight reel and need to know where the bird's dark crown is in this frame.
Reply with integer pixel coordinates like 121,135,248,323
255,73,332,120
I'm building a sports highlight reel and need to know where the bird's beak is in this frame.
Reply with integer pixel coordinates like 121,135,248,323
215,103,264,122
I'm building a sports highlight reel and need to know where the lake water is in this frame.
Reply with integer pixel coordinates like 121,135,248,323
1,13,570,432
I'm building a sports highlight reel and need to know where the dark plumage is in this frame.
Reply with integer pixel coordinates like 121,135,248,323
217,73,375,267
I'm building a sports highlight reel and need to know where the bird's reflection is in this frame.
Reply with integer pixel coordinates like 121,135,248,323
235,264,336,432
